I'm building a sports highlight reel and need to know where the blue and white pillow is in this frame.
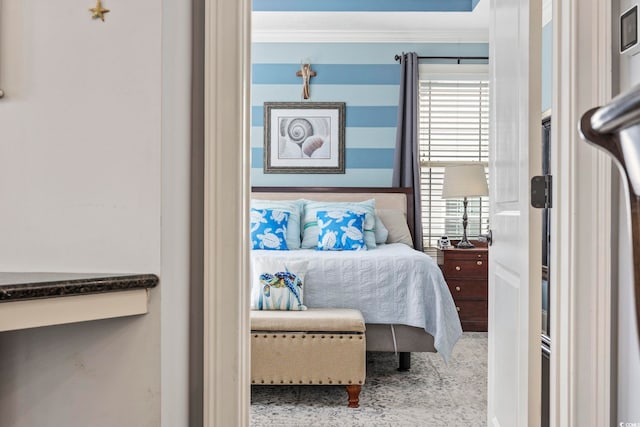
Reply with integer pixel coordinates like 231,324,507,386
251,199,304,249
374,214,389,244
301,199,377,249
251,259,308,311
251,208,290,250
316,210,367,251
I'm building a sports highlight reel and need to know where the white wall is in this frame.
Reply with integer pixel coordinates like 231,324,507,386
0,3,161,272
615,0,640,423
0,0,191,425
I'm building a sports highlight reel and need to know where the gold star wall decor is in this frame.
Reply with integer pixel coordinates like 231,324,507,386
90,0,110,22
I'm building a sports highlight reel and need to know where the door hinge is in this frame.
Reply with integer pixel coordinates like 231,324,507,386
531,175,552,208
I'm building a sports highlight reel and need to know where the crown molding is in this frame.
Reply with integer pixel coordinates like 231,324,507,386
252,29,489,43
251,9,489,43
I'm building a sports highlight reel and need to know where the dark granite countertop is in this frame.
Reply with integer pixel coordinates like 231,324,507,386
0,273,159,302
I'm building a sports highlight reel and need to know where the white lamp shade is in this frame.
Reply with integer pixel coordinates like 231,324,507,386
441,164,489,198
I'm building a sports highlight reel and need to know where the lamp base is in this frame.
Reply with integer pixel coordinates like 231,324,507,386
456,238,476,249
457,197,475,249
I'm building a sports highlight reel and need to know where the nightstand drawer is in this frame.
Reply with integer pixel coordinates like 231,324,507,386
439,245,488,332
443,259,488,278
445,251,488,262
454,300,488,321
447,279,488,300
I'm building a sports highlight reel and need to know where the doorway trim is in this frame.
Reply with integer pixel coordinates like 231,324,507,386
551,0,613,425
202,0,251,425
199,0,616,425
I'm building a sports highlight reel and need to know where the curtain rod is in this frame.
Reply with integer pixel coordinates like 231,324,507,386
394,54,489,64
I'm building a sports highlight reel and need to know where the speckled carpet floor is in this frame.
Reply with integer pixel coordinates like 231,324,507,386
251,332,487,427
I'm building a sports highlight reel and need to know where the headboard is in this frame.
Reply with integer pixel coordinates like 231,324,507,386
251,187,415,245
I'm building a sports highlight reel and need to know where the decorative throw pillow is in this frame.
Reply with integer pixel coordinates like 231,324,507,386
375,208,414,247
301,199,377,249
251,199,304,249
251,259,308,310
374,214,389,244
250,208,290,250
316,210,367,251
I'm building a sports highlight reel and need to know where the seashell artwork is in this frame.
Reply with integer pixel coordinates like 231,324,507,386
264,102,344,173
277,116,331,159
279,118,288,138
302,135,325,157
279,139,303,158
286,118,314,143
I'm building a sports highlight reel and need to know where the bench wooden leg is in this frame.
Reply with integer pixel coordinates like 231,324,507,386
346,384,361,408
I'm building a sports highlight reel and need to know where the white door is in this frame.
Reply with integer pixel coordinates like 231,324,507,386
488,0,542,426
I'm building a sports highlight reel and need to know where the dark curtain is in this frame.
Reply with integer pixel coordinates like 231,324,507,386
392,52,423,251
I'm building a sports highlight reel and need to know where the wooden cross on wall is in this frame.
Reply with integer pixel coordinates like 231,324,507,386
296,64,317,100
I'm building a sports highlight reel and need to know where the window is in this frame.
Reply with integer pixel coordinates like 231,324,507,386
418,66,489,253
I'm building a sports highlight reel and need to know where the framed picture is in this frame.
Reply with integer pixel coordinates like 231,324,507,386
263,102,346,174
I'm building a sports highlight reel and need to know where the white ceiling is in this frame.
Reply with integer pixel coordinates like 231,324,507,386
252,0,490,43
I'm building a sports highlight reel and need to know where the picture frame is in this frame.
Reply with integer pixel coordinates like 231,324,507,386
263,102,346,174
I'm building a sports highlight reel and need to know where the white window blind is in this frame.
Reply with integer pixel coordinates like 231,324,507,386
418,77,490,252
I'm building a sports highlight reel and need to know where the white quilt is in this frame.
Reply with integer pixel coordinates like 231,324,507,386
251,243,462,362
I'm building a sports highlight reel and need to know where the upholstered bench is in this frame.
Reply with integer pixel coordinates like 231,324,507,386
250,308,366,408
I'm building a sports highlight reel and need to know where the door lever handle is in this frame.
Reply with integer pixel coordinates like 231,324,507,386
580,83,640,345
478,229,493,246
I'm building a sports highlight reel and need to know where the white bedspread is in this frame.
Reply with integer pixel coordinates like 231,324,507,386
251,243,462,362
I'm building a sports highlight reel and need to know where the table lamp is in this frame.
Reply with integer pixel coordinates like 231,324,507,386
442,164,489,249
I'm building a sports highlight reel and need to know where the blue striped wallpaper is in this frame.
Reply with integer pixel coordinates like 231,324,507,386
252,43,489,64
252,148,395,169
253,64,400,85
251,42,489,187
251,127,397,149
252,106,397,127
252,0,477,12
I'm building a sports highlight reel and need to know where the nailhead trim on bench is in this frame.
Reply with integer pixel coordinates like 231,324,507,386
251,332,365,386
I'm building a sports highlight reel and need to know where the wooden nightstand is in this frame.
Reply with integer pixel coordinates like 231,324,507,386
439,242,488,332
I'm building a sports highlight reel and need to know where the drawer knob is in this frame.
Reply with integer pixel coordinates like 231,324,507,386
455,266,461,271
456,306,461,312
477,261,483,266
455,286,461,292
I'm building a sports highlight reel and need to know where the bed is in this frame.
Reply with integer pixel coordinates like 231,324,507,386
251,186,462,368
